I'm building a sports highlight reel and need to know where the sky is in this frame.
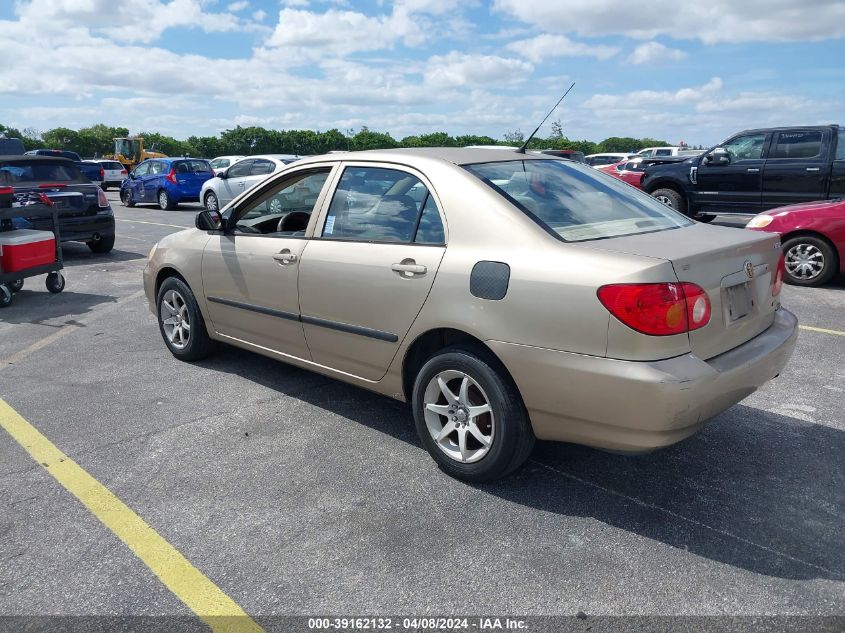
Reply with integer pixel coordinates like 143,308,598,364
1,0,844,146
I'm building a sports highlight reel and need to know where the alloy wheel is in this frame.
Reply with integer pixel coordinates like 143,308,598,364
160,289,191,349
159,191,168,209
423,369,495,464
205,193,218,212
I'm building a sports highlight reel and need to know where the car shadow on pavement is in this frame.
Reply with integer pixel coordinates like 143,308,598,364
60,244,146,265
199,347,844,583
0,290,118,325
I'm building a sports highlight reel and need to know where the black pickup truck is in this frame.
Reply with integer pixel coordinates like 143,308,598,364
641,125,845,221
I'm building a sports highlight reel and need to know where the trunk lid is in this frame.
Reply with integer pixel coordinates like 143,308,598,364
589,224,782,360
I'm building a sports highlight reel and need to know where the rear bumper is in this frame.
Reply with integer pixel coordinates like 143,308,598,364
31,215,115,243
488,308,798,452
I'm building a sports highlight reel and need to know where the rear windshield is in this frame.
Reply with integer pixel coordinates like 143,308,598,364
465,159,692,242
101,161,124,170
173,160,212,174
0,160,85,185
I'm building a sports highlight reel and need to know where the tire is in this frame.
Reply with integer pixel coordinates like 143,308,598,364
45,272,65,293
204,191,219,212
156,277,216,361
651,188,686,214
782,235,838,287
158,189,177,210
8,279,23,293
88,234,115,254
101,184,108,192
411,346,535,482
695,214,716,223
121,188,135,208
0,285,12,308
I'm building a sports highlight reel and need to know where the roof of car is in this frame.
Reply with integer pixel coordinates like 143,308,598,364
293,147,557,168
0,154,74,163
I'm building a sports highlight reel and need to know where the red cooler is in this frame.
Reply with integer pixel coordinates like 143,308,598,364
0,229,56,273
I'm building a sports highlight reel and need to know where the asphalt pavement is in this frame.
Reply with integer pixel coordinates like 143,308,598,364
0,193,843,625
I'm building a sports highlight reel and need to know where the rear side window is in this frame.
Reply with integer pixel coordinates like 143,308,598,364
174,160,212,174
251,159,274,176
835,130,845,161
0,160,84,184
768,130,823,160
465,159,692,243
322,166,444,244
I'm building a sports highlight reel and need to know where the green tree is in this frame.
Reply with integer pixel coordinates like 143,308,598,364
502,129,524,145
41,127,81,152
454,134,497,146
350,127,398,151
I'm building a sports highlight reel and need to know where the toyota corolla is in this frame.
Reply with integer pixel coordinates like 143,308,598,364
143,148,798,481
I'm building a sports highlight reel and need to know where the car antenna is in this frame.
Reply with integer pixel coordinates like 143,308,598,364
516,82,575,154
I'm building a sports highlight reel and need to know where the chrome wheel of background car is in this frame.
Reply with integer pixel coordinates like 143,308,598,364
423,369,495,464
655,195,672,205
268,197,283,214
159,191,169,210
160,289,191,350
205,192,218,212
785,243,824,280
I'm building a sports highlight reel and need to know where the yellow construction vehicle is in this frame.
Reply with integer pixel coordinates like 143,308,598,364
110,137,167,171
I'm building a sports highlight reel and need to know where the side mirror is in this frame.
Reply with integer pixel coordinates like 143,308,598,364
128,172,136,179
196,210,223,231
704,148,730,166
216,170,227,179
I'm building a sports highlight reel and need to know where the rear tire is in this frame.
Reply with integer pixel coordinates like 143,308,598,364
782,235,838,287
121,188,135,208
651,188,686,214
158,189,177,210
8,279,23,293
88,234,115,254
412,346,534,482
156,277,216,361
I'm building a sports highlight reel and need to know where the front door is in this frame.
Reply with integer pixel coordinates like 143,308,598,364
219,159,254,206
762,129,831,208
694,132,769,214
201,167,335,358
298,165,447,381
130,161,151,202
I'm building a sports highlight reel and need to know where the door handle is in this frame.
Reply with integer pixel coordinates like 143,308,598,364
746,168,760,173
806,167,820,172
273,251,297,264
391,261,427,276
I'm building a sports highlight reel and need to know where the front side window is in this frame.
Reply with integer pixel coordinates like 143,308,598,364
837,130,845,161
133,162,151,177
227,159,253,178
149,161,166,175
465,159,692,243
722,134,767,161
654,149,673,156
231,169,331,236
321,166,444,244
768,130,823,160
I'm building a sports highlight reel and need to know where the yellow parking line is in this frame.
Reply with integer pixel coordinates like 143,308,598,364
115,218,189,229
0,399,264,633
799,325,845,337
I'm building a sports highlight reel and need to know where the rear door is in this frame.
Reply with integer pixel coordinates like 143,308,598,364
219,159,253,206
243,159,276,192
298,163,447,381
761,128,830,208
143,160,166,201
694,132,768,214
831,129,845,197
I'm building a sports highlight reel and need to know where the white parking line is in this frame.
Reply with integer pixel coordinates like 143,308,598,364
115,218,190,229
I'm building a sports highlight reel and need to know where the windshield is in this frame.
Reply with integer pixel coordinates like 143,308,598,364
115,139,142,161
465,159,693,242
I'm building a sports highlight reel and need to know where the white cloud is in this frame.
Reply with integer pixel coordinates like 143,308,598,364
583,77,723,109
253,9,266,21
424,52,533,89
493,0,845,43
506,34,619,62
628,42,687,65
227,1,248,11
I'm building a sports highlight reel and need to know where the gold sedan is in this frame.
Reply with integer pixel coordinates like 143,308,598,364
144,148,798,481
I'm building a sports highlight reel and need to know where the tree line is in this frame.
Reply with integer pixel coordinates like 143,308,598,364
1,121,675,158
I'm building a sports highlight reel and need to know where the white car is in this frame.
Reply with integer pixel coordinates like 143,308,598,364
201,154,301,212
585,153,638,167
209,155,245,175
94,159,128,190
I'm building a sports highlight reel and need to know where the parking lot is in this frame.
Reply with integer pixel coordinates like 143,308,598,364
1,191,843,627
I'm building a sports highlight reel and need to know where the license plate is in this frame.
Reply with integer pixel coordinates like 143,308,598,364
726,282,753,322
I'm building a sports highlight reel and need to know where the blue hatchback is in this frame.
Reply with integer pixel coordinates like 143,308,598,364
120,158,213,210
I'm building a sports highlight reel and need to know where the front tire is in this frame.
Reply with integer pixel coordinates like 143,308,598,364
121,188,135,207
651,188,686,214
412,347,534,482
783,235,838,287
156,277,216,361
204,191,219,212
158,189,177,210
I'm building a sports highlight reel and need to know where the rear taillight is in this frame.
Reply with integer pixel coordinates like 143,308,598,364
772,252,785,296
38,183,67,188
0,186,12,195
99,167,105,180
166,168,177,184
120,169,128,175
38,192,53,206
597,282,711,336
97,188,109,208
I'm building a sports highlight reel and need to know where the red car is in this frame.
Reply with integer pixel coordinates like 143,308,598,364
596,159,646,189
746,198,845,287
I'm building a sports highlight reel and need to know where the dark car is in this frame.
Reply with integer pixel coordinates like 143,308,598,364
642,125,845,221
25,149,104,185
0,137,26,155
120,157,214,210
0,155,115,253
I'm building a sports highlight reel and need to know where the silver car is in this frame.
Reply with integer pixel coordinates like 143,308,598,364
201,154,301,212
144,148,798,482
